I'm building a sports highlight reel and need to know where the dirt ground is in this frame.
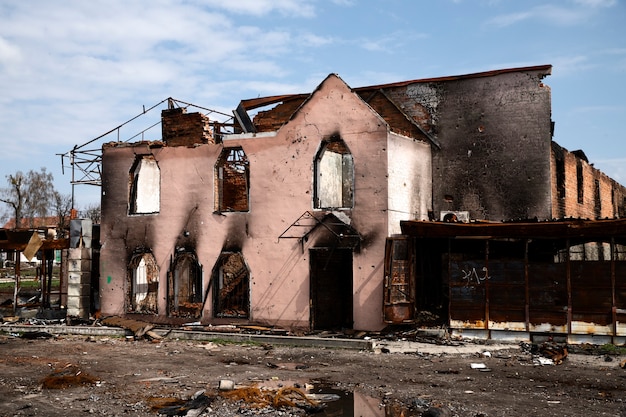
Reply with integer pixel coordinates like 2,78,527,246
0,331,625,417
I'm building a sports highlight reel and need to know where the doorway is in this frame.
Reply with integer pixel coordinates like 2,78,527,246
309,247,353,330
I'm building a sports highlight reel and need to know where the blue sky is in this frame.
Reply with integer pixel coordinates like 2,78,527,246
0,0,625,211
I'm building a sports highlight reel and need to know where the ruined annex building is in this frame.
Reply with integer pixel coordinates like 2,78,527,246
99,64,626,339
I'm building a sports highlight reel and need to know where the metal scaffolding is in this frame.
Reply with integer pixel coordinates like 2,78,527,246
58,97,235,207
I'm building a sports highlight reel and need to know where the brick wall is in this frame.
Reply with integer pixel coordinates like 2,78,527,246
551,142,626,219
161,108,213,146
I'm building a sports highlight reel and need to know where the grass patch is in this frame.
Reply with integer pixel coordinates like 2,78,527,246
205,337,263,347
0,279,60,291
600,344,626,355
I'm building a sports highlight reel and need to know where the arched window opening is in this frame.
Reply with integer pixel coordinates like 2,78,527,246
314,139,354,209
212,252,250,318
129,155,160,214
128,252,159,314
215,147,249,212
168,251,203,318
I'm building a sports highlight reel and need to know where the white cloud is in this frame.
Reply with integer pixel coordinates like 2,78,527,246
486,11,533,27
0,36,22,66
330,0,356,6
300,33,334,47
485,1,616,29
573,0,617,7
192,0,316,17
550,55,596,76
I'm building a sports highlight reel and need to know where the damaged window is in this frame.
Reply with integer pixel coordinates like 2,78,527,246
215,147,249,212
594,179,601,218
314,139,354,209
212,252,249,318
576,160,584,204
168,251,203,318
129,155,160,214
128,252,159,314
555,157,565,199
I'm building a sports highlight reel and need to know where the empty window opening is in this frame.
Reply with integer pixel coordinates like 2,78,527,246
129,155,160,214
212,252,250,318
555,157,565,199
168,251,203,318
314,139,354,209
576,160,584,204
128,252,159,314
594,179,601,218
215,147,249,212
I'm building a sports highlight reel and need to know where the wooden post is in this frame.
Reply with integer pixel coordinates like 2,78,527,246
13,252,20,316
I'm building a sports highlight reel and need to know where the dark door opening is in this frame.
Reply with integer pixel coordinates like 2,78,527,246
212,252,250,318
168,251,203,318
310,247,353,330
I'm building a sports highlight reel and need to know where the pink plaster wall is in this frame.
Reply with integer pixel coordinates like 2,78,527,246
100,74,421,331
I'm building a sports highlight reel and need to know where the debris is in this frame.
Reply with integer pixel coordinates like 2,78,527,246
20,331,53,339
220,385,323,412
138,376,181,384
101,316,162,340
470,363,487,369
156,392,213,416
423,405,452,417
535,357,555,366
41,364,99,389
620,358,626,369
522,340,568,365
218,379,235,391
537,342,568,364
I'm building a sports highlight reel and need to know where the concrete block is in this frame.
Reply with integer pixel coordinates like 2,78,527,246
66,295,90,310
67,284,91,298
68,271,91,285
68,258,92,273
66,307,90,319
68,247,91,260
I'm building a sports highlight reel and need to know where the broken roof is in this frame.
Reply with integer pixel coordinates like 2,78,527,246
240,65,552,112
237,64,552,140
400,217,626,240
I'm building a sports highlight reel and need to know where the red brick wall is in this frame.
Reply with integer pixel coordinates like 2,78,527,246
551,142,626,219
161,108,213,146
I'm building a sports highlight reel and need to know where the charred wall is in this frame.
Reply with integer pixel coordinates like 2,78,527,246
385,69,553,221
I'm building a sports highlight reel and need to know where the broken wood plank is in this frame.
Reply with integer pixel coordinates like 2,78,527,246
101,316,162,340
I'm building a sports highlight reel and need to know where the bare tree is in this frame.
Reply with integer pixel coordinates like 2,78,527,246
23,168,55,226
0,171,26,228
83,202,101,224
0,168,57,229
53,192,73,233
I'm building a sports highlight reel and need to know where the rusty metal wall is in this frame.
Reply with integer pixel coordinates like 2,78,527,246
444,238,626,337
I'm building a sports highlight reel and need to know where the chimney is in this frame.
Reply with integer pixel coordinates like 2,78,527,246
161,108,214,146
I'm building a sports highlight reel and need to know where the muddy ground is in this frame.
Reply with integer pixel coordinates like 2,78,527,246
0,331,625,417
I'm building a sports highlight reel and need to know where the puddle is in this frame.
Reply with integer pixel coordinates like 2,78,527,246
220,379,420,416
312,383,420,417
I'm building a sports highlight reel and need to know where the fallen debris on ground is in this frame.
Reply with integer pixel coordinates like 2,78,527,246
101,316,162,340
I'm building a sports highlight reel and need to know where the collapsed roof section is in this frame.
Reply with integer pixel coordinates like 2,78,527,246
234,65,552,148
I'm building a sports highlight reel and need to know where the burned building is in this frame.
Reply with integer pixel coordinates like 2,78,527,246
99,65,626,334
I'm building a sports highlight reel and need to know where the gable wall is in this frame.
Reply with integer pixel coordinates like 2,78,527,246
385,69,553,221
100,75,394,331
